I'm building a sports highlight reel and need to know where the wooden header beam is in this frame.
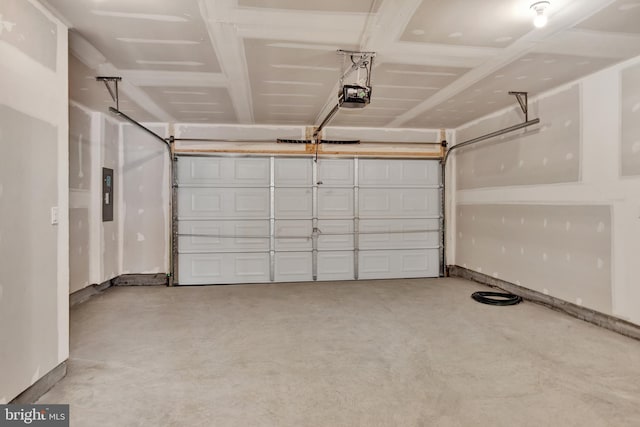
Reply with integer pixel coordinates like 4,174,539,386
174,141,444,159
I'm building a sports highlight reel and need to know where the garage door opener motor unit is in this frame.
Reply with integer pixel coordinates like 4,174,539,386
338,50,374,108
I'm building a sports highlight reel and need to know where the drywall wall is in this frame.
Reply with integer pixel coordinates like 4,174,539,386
121,124,170,275
69,48,125,292
451,54,640,326
0,0,69,402
456,204,612,314
69,103,93,293
68,103,170,285
69,49,170,285
456,85,581,189
68,101,123,292
101,117,120,281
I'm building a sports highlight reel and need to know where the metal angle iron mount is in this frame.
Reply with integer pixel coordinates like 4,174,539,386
96,76,123,110
508,91,529,122
337,49,376,84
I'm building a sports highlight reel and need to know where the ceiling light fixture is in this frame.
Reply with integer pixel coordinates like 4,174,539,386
530,1,550,28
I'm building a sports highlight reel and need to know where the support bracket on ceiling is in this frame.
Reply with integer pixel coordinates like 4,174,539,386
337,49,376,84
509,91,529,122
96,76,122,110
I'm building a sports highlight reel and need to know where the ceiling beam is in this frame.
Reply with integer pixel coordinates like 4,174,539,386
361,0,423,52
199,0,254,124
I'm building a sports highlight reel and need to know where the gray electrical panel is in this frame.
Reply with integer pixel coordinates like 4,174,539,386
103,168,114,222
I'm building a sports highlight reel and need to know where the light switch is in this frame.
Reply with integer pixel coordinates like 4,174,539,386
51,207,59,225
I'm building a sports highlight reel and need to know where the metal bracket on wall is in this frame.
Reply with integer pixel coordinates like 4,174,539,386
96,76,122,110
440,90,540,277
509,91,529,122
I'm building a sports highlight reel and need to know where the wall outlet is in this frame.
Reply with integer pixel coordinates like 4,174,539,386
51,207,59,225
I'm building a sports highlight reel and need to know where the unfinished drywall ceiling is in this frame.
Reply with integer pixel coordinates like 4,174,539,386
142,86,237,124
575,0,640,34
400,0,533,48
44,0,640,129
244,38,353,125
404,53,614,129
49,0,220,72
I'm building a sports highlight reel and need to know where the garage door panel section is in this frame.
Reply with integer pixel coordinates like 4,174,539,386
359,159,440,187
275,252,313,282
275,188,312,219
318,220,354,250
318,159,353,186
359,219,439,250
359,189,439,219
178,157,270,187
275,158,312,187
179,253,270,285
358,249,439,279
179,220,270,252
179,188,270,220
317,251,355,281
318,188,354,219
275,220,312,251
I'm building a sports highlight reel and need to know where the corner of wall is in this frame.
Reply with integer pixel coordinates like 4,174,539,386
449,54,640,326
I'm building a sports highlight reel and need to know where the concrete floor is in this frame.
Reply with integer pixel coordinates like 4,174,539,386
40,278,640,426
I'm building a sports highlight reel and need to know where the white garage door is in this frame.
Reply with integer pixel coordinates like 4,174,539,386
176,156,441,285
